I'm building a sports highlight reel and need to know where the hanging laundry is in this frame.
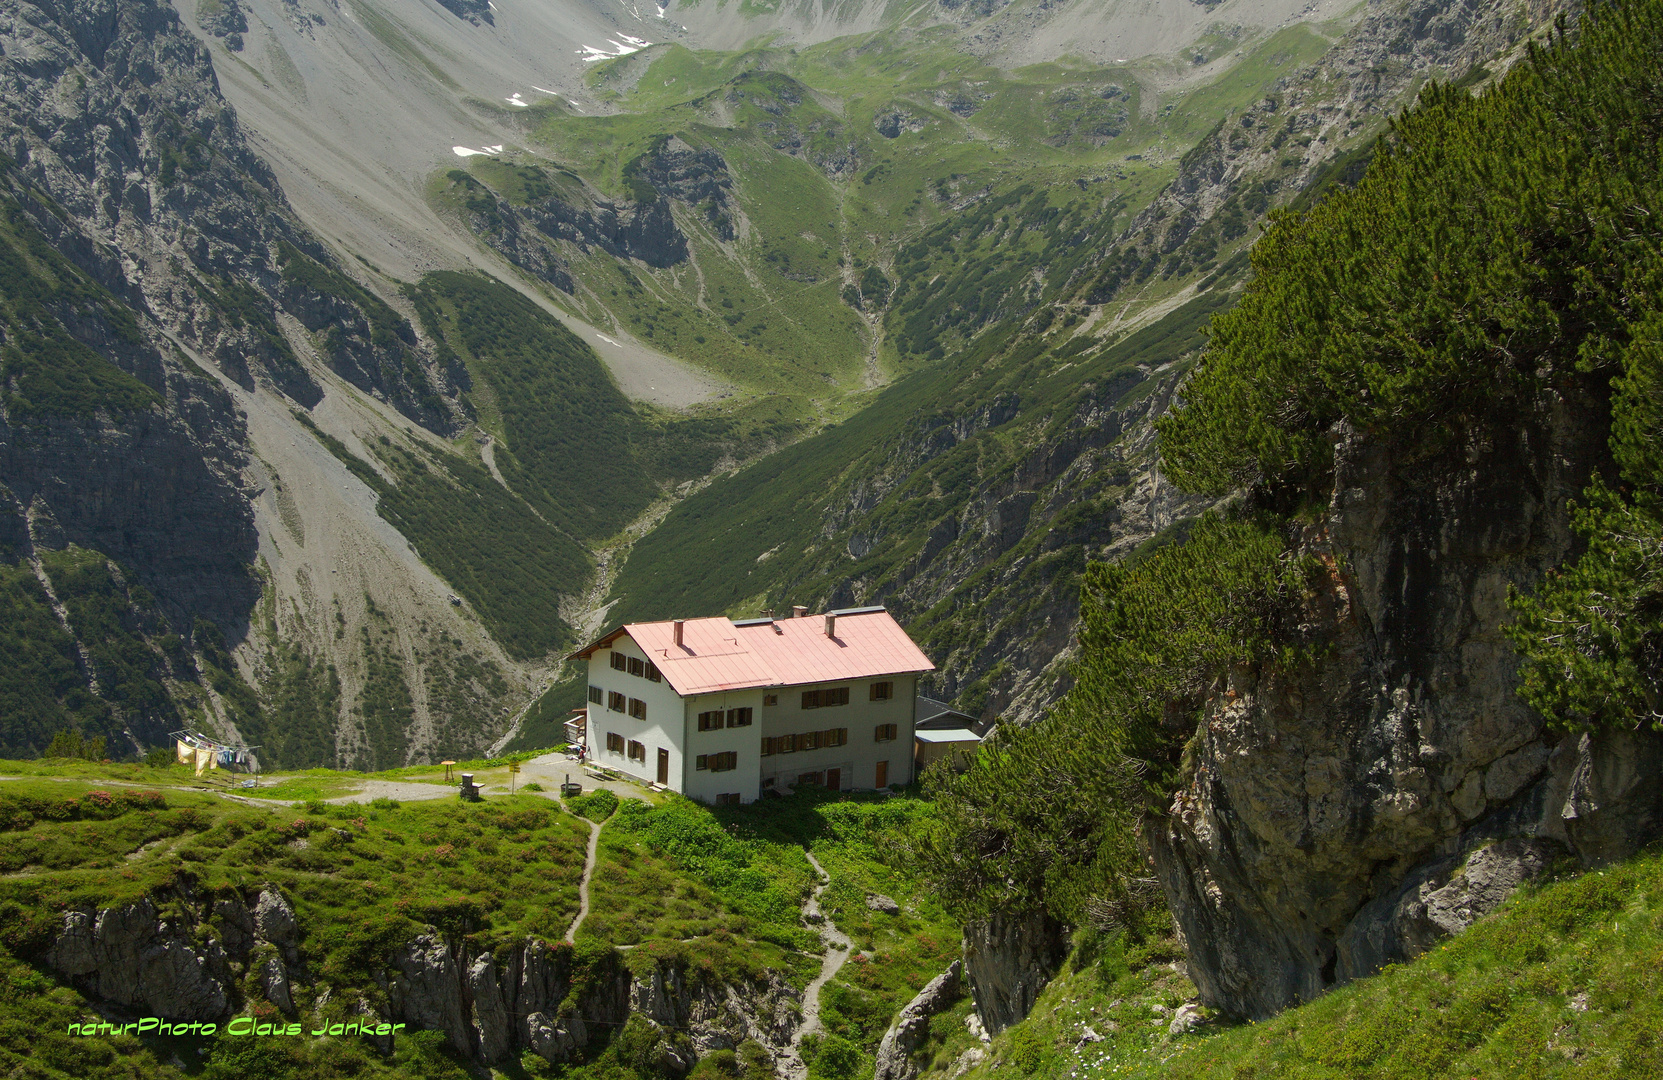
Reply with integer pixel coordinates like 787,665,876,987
177,740,193,764
193,747,209,777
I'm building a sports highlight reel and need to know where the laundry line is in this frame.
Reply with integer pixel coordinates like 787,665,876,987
170,729,262,780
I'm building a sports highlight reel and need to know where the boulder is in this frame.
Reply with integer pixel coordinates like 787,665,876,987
874,960,962,1080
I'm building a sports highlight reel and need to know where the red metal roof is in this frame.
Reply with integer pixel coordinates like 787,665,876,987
571,610,935,697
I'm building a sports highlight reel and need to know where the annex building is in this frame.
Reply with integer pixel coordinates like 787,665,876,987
569,607,935,804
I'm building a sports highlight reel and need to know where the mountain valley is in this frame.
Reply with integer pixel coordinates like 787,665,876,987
8,0,1663,1075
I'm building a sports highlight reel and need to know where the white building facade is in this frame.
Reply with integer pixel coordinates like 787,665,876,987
572,608,934,804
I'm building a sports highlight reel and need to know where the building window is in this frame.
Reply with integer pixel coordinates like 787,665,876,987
806,687,850,707
797,771,824,787
696,754,708,770
825,728,848,747
629,698,647,720
606,732,625,753
801,689,820,709
588,685,603,704
870,681,893,701
761,737,774,757
717,793,741,806
608,691,626,713
628,740,646,762
763,694,778,707
801,730,821,751
726,707,753,728
875,723,898,742
646,662,663,683
709,751,738,772
698,710,722,732
610,652,626,671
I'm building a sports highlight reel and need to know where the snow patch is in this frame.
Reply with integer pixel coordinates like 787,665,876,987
506,92,530,107
594,333,620,347
580,35,650,62
452,144,504,157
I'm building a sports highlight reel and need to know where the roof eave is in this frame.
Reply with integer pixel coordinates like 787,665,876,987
565,624,632,662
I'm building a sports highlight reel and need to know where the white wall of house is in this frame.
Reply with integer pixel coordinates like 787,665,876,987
759,674,918,791
587,639,688,790
682,688,766,804
587,645,923,800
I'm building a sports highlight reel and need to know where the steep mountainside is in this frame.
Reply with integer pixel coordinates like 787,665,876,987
0,0,682,765
910,0,1663,1048
0,0,1577,770
582,0,1572,733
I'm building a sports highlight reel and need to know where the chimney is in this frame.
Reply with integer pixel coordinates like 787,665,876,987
792,605,809,619
673,619,685,646
824,612,837,637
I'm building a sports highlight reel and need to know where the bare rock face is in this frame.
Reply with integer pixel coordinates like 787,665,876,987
1147,389,1663,1020
381,932,795,1067
962,912,1067,1035
253,887,299,961
874,960,962,1080
45,899,229,1019
260,955,296,1013
468,953,514,1064
388,933,473,1055
44,886,306,1020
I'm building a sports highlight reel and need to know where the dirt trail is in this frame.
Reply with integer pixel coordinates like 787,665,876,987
779,850,852,1080
566,819,604,942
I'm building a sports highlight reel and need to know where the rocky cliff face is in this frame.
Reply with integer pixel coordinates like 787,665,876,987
43,884,802,1068
820,368,1212,727
0,0,456,427
960,913,1068,1036
1146,384,1663,1020
46,884,299,1020
0,0,527,762
449,138,735,295
1079,0,1576,302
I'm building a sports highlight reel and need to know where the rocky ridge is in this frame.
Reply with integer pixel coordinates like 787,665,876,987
43,884,804,1069
0,0,524,763
1147,385,1663,1019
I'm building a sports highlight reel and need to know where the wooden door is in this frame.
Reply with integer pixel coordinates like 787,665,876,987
826,768,841,791
657,748,670,785
874,760,888,788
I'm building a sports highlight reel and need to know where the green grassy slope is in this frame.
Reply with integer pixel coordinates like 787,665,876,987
938,845,1663,1080
439,23,1325,405
0,760,954,1080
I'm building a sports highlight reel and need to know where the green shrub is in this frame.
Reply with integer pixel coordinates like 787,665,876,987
811,1034,861,1080
1007,1026,1046,1074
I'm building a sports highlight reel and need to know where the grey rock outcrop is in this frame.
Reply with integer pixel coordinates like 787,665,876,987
1336,837,1562,981
468,953,514,1064
260,955,295,1013
47,898,231,1019
253,887,299,961
1148,385,1663,1020
45,885,305,1020
962,912,1067,1035
874,960,962,1080
388,933,473,1054
382,932,797,1067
